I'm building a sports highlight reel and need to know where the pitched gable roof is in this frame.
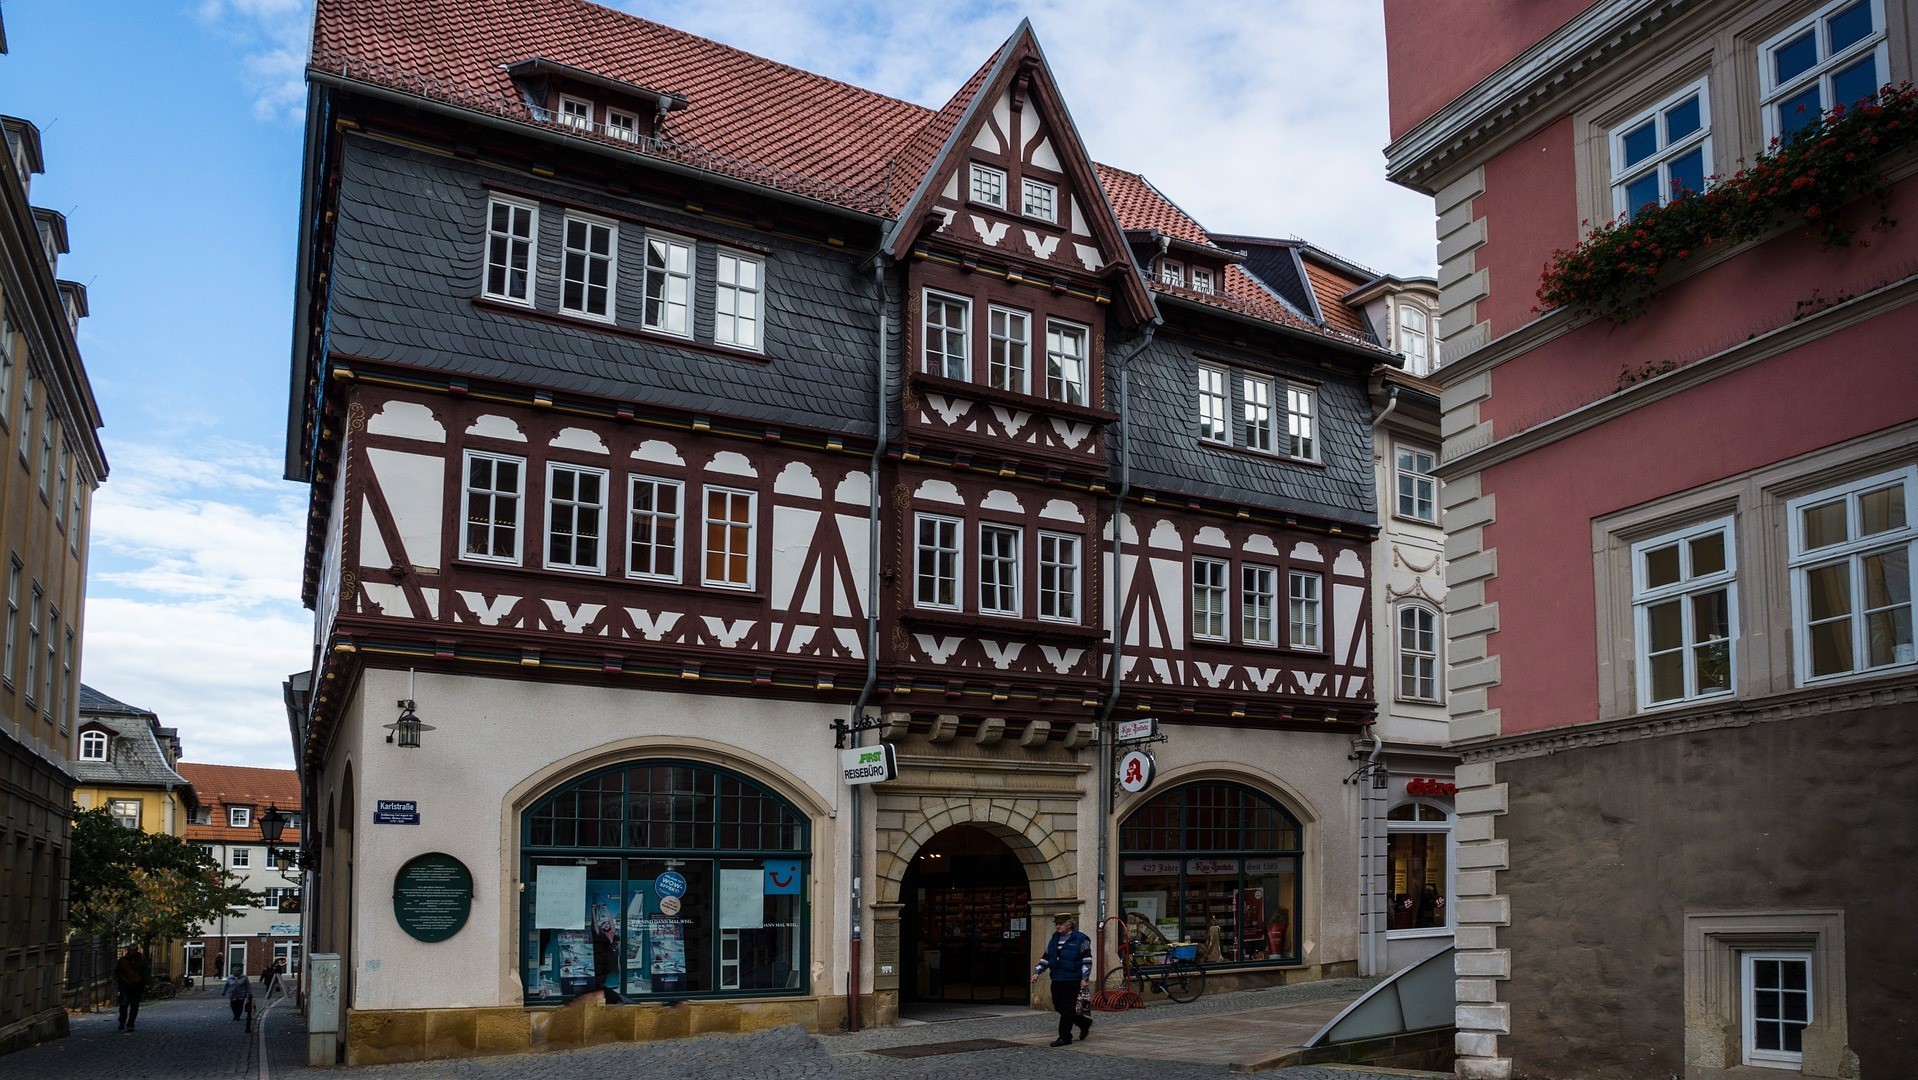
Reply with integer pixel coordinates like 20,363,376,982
886,37,1009,217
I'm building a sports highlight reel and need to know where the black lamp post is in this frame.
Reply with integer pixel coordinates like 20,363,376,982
258,804,287,845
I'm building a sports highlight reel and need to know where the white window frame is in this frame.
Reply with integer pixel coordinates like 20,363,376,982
1759,0,1889,142
1787,465,1917,684
559,212,618,322
1242,564,1279,647
1742,950,1813,1068
915,514,963,611
229,806,252,829
557,94,594,133
38,416,52,495
1385,800,1455,937
1632,516,1739,709
1159,259,1184,287
1021,178,1057,223
1038,531,1080,623
0,314,13,422
714,251,765,352
42,607,55,718
17,376,32,461
1190,267,1215,295
109,799,142,830
1243,375,1275,453
544,462,609,574
987,305,1031,393
625,475,683,583
79,729,107,761
1395,446,1439,523
969,163,1007,209
1045,319,1089,406
4,557,18,686
642,232,694,338
923,290,971,380
978,523,1022,617
1286,383,1318,461
54,443,69,532
461,451,525,565
1397,603,1442,702
606,108,640,143
1289,571,1323,651
702,487,757,591
1198,366,1230,444
231,847,251,869
1397,303,1431,376
483,195,538,306
1192,557,1230,642
1609,78,1713,219
25,583,38,704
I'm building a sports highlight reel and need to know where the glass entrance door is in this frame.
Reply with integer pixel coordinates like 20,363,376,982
903,825,1031,1004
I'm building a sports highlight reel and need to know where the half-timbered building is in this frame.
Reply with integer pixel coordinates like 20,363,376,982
288,0,1393,1063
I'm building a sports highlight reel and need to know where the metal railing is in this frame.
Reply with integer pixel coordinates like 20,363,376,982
62,934,115,1011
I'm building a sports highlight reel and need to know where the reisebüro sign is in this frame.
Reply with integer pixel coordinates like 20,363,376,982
840,743,898,786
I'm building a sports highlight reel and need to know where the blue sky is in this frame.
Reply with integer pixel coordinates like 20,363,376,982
0,0,1433,769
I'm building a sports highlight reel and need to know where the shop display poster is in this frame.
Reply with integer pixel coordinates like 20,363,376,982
763,859,802,895
534,865,587,929
623,884,655,996
649,917,686,993
720,868,764,929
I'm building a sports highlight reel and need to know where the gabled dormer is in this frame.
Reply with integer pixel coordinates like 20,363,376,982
57,280,87,336
505,57,688,145
77,723,111,763
1,115,44,196
32,206,67,276
1125,229,1241,299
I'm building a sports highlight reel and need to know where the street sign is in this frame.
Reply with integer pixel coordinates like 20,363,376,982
1114,717,1159,743
840,742,898,786
1117,749,1155,793
373,800,419,825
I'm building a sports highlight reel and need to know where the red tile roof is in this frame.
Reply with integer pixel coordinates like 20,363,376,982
312,0,1385,352
1302,260,1373,340
178,763,303,844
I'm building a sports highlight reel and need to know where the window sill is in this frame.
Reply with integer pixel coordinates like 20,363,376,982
901,610,1105,643
471,297,772,365
1189,638,1326,659
452,557,766,601
911,370,1116,424
1386,927,1454,939
1200,440,1324,470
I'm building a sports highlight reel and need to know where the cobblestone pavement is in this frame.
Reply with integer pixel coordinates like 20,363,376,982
10,978,1439,1080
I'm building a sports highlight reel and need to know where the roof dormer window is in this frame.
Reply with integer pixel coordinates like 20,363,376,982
79,728,107,761
970,163,1007,209
558,95,594,134
1160,260,1185,288
229,805,252,829
1191,267,1215,295
607,108,640,143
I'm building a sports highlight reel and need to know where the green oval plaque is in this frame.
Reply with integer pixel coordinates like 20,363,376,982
392,852,473,943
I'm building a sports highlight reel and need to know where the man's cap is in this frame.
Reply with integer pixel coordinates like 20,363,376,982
1053,912,1075,922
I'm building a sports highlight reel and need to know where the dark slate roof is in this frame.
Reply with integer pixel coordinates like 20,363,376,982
72,711,191,791
1221,239,1320,326
78,683,156,718
327,135,882,435
1120,330,1377,528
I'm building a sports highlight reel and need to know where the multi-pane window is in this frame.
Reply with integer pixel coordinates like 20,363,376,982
1789,468,1915,682
484,196,537,303
979,524,1021,616
1398,604,1440,701
715,252,764,351
546,464,607,572
643,234,694,337
61,626,72,731
79,729,107,761
1761,0,1886,142
1242,565,1278,646
54,444,69,531
1286,385,1317,460
69,473,82,551
1242,376,1274,453
988,306,1030,393
1633,517,1737,707
463,452,524,563
703,488,756,589
39,418,52,494
1190,268,1214,295
231,847,251,868
1038,532,1080,622
1021,178,1056,222
229,806,252,828
1160,260,1184,287
109,799,141,831
1612,80,1711,219
1742,952,1812,1068
1198,366,1229,443
924,291,970,379
25,584,39,703
3,557,17,685
606,109,640,143
1192,557,1229,641
1396,447,1438,522
557,95,593,132
1289,571,1322,651
969,163,1007,208
18,376,33,460
560,214,616,321
915,515,961,610
626,476,682,581
1046,322,1088,405
1398,304,1431,375
43,608,56,716
0,314,13,421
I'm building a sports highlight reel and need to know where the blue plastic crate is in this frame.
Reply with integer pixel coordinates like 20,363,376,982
1167,943,1199,961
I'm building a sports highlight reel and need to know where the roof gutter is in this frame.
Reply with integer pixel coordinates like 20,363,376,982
307,70,893,228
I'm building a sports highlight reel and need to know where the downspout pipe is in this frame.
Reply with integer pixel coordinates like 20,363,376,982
845,255,891,1033
1093,320,1158,931
1370,384,1400,430
1363,383,1396,976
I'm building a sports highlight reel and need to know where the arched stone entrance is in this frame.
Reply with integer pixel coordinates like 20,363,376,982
900,825,1031,1006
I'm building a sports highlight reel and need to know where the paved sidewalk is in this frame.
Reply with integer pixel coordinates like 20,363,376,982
9,985,307,1079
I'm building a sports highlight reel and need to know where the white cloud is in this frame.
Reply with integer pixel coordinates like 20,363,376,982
199,0,314,123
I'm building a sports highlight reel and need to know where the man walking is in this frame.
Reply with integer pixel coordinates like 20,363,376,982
1030,911,1093,1047
114,945,148,1032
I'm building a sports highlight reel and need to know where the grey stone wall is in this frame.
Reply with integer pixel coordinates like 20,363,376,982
1494,696,1917,1079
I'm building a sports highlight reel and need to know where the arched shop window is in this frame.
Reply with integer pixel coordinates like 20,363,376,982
1386,801,1451,933
519,760,809,1004
1119,781,1303,965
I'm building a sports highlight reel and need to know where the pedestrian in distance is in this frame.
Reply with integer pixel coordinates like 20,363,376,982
1030,911,1093,1047
261,960,283,997
114,945,149,1032
223,968,254,1021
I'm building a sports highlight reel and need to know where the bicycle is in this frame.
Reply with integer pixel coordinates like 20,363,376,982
144,978,177,1001
1135,941,1207,1004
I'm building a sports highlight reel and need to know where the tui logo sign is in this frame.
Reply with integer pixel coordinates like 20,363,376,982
840,743,898,786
